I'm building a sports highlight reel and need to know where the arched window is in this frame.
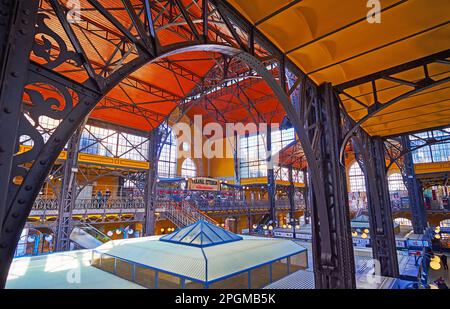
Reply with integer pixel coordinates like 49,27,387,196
349,162,366,192
440,219,450,227
388,173,406,191
181,158,197,178
158,125,177,178
394,217,412,226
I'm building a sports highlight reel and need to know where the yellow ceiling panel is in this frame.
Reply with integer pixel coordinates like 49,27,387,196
257,0,399,52
306,25,449,85
365,110,450,136
290,1,448,75
351,83,449,120
227,0,450,136
227,0,292,23
362,85,450,134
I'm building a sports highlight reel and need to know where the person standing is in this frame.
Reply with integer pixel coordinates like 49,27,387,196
441,254,448,270
97,190,103,208
105,188,111,207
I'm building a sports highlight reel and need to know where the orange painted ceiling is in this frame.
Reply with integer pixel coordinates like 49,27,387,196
28,0,450,138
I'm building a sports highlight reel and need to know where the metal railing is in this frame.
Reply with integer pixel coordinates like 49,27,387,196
32,197,145,210
32,197,304,212
194,199,304,212
157,200,217,228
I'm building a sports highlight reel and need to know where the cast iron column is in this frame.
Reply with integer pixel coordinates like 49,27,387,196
55,124,84,251
144,127,162,236
288,165,295,223
266,126,276,224
302,168,309,224
366,136,399,278
307,83,355,288
401,136,427,233
0,0,40,234
233,131,240,185
0,0,40,288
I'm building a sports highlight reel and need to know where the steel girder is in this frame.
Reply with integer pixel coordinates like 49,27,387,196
307,83,355,288
144,125,164,236
302,168,310,225
338,50,450,162
0,0,40,238
233,131,240,185
385,132,450,171
287,165,295,224
400,136,428,234
0,0,354,290
266,125,276,224
352,133,399,278
55,124,84,251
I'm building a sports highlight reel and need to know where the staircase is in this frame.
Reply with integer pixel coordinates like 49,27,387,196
158,200,217,228
254,213,271,233
69,223,110,249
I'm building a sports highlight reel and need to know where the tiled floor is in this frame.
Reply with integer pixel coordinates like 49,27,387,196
266,241,421,289
428,253,450,287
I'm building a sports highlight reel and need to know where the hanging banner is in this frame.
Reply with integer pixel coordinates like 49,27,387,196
188,177,221,191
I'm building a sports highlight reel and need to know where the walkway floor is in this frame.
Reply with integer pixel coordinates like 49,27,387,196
6,250,143,289
265,241,420,289
428,253,450,287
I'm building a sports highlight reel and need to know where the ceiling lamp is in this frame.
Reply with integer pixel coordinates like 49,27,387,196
262,225,267,230
435,234,441,240
364,229,369,234
352,231,358,237
107,231,113,237
430,261,441,270
282,224,287,229
115,229,122,235
431,255,441,263
361,233,368,239
288,225,292,229
252,224,257,229
268,225,273,231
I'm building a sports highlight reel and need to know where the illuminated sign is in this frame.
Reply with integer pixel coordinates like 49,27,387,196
188,177,220,191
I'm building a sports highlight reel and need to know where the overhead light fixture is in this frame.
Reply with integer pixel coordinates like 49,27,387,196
430,261,441,270
431,255,441,263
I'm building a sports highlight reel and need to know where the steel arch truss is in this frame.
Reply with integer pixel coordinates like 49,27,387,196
337,50,450,162
0,0,356,289
351,132,399,278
